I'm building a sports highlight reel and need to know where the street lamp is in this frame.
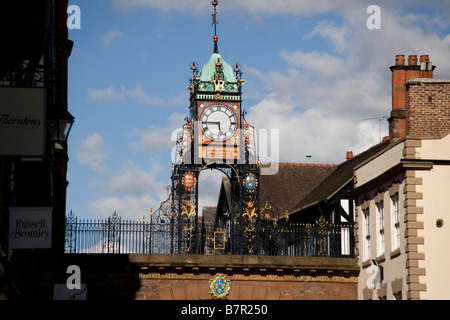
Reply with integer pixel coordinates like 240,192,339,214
47,109,75,149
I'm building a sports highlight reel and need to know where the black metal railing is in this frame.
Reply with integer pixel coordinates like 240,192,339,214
0,58,46,87
65,211,355,258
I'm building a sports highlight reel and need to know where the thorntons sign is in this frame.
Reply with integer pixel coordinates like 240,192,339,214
0,114,42,127
0,87,45,156
9,207,52,249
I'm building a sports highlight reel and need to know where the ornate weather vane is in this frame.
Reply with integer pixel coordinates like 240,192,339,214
211,1,219,34
211,1,219,53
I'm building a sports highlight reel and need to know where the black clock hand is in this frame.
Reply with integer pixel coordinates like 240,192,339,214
205,121,221,131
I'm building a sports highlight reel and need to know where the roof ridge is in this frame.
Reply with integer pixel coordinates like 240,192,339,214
336,138,392,166
261,162,337,168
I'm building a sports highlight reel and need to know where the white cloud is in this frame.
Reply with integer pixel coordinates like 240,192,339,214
86,83,185,106
247,97,381,164
109,0,348,16
76,133,108,172
280,50,346,79
89,169,229,220
124,83,153,104
89,194,161,220
110,0,210,13
198,170,226,210
88,162,169,220
101,30,123,47
131,112,186,153
308,20,353,54
87,86,125,102
238,1,450,166
133,129,175,151
98,165,165,197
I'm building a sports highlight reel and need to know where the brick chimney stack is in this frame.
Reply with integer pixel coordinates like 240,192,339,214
405,78,450,138
388,54,435,141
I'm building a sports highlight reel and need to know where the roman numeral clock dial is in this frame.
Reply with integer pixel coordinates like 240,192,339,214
200,104,238,142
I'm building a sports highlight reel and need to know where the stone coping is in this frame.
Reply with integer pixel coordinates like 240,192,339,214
406,78,450,85
65,254,359,272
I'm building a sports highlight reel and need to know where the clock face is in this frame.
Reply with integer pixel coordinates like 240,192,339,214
200,104,238,142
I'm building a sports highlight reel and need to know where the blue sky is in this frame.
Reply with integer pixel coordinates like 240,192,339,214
66,0,450,220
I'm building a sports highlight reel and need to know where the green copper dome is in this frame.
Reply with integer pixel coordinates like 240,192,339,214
197,53,238,93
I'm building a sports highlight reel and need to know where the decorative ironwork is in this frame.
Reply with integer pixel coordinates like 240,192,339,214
0,57,46,87
65,210,77,253
213,229,226,250
104,211,121,253
65,211,355,257
316,215,328,256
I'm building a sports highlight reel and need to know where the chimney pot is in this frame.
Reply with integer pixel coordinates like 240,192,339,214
395,54,405,66
408,55,418,66
346,151,353,160
420,54,430,63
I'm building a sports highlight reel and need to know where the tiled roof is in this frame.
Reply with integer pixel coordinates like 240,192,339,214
201,206,217,224
259,163,336,218
289,139,392,215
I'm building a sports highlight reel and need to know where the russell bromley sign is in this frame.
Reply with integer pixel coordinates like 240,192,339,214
9,207,52,249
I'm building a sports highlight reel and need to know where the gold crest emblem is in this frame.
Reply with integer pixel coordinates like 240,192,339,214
209,273,231,299
182,172,197,191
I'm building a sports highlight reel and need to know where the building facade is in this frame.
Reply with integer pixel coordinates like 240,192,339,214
353,55,450,299
0,1,74,299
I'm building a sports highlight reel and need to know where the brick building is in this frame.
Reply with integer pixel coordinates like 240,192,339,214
0,0,74,299
353,54,450,299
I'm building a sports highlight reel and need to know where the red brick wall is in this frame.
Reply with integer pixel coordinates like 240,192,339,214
62,254,359,300
136,272,358,300
406,79,450,138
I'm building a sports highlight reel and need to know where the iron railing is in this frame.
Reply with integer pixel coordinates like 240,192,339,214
65,211,355,257
0,58,46,87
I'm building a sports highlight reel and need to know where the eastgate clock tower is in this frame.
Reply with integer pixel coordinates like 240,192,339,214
167,1,260,254
159,1,260,254
188,46,244,165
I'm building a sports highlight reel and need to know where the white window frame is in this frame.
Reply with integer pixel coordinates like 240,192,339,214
376,201,385,256
391,194,401,251
363,209,371,261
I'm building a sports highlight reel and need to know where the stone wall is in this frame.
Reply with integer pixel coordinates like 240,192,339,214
62,254,359,300
137,272,357,300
